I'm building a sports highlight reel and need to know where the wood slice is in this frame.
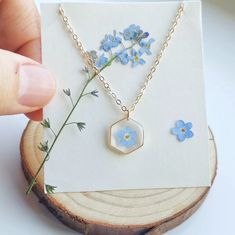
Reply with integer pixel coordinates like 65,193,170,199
20,121,217,235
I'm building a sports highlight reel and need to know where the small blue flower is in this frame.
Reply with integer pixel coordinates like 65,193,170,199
111,31,122,47
100,35,113,52
115,50,130,65
139,38,155,55
88,50,98,62
116,126,137,148
129,49,145,67
121,24,143,41
96,54,109,68
171,120,194,142
100,30,122,52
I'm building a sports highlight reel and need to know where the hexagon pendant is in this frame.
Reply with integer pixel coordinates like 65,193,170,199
109,118,144,154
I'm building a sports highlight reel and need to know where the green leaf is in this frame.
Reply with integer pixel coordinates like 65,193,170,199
40,118,50,128
45,184,57,194
76,122,86,132
90,89,99,97
38,141,49,152
63,88,71,96
82,66,90,74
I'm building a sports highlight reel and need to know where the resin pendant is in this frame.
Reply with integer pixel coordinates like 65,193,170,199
109,118,144,154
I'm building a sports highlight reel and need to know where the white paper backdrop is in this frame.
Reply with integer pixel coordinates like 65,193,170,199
42,1,210,192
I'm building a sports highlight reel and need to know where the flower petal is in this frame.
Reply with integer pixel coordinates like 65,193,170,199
130,131,137,141
145,49,152,55
185,130,194,138
124,126,132,133
171,127,180,135
176,120,185,128
119,138,128,146
177,133,186,142
149,38,155,44
117,130,124,139
185,122,193,130
132,61,138,67
139,47,145,55
139,58,146,65
131,49,137,56
128,139,136,147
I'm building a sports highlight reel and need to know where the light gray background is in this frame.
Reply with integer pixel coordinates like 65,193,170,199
0,0,234,234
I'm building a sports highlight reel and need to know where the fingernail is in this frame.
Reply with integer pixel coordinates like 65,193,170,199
18,64,56,107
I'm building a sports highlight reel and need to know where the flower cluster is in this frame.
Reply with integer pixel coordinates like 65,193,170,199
88,24,155,68
100,30,122,52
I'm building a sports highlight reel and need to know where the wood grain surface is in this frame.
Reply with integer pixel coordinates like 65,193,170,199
20,121,217,235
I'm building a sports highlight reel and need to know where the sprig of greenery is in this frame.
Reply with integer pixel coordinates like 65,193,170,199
38,141,49,152
26,41,138,195
82,89,99,98
41,118,50,128
63,88,71,96
65,122,86,132
41,118,57,138
76,122,86,131
45,184,57,194
26,78,93,195
90,89,99,97
63,88,75,107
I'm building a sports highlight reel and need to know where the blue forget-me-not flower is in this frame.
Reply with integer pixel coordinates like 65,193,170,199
89,24,155,69
95,54,109,68
139,38,155,55
116,50,130,65
130,49,146,67
100,30,122,52
171,120,194,142
121,24,143,41
88,50,98,62
116,126,137,148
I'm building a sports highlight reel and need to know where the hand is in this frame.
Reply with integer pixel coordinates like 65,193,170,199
0,0,56,121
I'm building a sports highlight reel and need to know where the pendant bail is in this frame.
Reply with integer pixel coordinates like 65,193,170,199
126,110,130,120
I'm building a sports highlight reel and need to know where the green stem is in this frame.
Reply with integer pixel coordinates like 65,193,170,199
26,41,138,195
49,128,57,138
100,42,137,70
81,92,91,97
26,78,93,195
69,96,74,107
65,122,78,126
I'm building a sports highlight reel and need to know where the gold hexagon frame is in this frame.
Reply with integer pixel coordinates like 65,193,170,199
109,118,144,155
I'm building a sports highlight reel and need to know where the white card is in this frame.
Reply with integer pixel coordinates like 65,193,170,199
41,1,211,193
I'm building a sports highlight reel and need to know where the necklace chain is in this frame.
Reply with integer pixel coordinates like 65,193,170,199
59,3,184,115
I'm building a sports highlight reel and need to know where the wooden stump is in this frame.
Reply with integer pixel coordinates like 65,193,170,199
20,121,217,235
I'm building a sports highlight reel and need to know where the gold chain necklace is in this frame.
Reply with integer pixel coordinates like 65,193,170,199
58,3,184,154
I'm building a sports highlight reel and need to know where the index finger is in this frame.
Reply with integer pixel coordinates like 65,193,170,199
0,0,43,120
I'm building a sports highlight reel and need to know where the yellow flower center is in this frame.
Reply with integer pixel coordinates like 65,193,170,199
181,128,186,133
134,55,139,61
124,133,131,141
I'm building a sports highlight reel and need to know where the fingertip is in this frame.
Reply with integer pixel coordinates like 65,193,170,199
18,63,56,107
25,109,43,121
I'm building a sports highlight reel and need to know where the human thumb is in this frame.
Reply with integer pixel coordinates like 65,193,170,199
0,49,55,115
